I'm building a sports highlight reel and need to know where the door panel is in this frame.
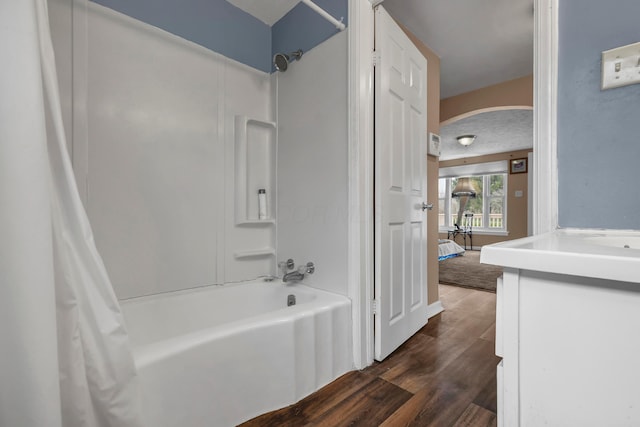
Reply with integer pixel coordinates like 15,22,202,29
389,93,404,190
410,107,423,194
374,6,428,361
389,224,404,323
411,221,424,308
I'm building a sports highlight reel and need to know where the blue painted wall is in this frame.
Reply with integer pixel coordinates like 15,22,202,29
91,0,347,73
557,0,640,229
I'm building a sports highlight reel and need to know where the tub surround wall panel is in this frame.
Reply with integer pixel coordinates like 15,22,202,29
52,1,350,299
223,61,277,282
557,0,640,229
87,5,220,299
90,0,272,72
277,31,349,296
84,4,273,299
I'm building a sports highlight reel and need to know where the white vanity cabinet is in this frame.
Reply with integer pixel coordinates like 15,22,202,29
481,230,640,427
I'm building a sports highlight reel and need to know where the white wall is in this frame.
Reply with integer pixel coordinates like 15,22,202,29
61,3,275,299
276,31,349,296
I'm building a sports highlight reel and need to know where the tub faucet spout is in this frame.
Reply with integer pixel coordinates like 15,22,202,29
283,270,305,283
282,261,315,283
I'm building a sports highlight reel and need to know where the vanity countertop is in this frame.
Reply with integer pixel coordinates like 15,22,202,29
480,229,640,284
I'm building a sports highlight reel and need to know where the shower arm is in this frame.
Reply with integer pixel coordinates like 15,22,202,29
300,0,346,31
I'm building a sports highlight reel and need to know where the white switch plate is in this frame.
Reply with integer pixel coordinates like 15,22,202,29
515,190,523,198
601,42,640,90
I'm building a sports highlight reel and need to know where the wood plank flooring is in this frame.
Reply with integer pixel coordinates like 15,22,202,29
240,285,500,427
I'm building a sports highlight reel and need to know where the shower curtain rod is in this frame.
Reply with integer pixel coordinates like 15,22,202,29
300,0,346,31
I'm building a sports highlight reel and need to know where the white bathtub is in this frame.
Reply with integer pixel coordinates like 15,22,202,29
120,280,353,427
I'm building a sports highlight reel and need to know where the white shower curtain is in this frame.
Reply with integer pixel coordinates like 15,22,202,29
0,1,142,426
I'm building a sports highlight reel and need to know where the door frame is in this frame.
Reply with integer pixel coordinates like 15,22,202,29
347,0,558,369
532,0,559,234
347,0,376,369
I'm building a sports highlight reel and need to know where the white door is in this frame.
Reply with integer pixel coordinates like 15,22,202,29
374,6,429,361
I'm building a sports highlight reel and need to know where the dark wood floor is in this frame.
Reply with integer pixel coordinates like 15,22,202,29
240,285,499,427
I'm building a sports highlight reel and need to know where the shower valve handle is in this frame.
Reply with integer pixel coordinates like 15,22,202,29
279,259,295,274
305,262,315,274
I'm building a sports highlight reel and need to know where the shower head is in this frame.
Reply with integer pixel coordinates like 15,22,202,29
273,53,290,72
273,49,303,72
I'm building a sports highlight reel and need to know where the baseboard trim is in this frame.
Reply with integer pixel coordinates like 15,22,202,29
427,300,444,318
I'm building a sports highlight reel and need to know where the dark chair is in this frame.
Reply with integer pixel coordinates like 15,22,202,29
447,213,473,250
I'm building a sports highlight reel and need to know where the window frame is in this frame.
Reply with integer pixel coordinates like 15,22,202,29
438,173,509,235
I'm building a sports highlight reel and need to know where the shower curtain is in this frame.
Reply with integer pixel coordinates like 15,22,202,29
0,1,142,426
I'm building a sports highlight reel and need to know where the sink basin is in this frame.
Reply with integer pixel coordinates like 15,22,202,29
583,236,640,250
481,229,640,284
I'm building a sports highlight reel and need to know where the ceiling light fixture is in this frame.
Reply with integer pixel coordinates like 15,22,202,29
456,134,476,146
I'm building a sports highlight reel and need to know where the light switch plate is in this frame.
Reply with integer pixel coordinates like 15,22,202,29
428,132,440,157
601,42,640,90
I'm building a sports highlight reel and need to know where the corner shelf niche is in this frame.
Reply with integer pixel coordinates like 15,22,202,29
234,115,276,225
233,247,276,259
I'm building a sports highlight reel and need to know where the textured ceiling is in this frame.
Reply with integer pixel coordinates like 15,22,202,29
439,109,533,161
383,0,534,99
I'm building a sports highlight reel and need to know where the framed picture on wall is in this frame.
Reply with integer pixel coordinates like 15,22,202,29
510,158,527,174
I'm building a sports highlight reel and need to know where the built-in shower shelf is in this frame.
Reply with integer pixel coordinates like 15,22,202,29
235,115,276,225
234,247,276,259
237,218,276,226
247,118,276,129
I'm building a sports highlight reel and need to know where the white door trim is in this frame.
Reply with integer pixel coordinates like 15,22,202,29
533,0,559,234
347,0,375,369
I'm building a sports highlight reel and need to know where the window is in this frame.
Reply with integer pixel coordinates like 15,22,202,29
439,173,507,232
